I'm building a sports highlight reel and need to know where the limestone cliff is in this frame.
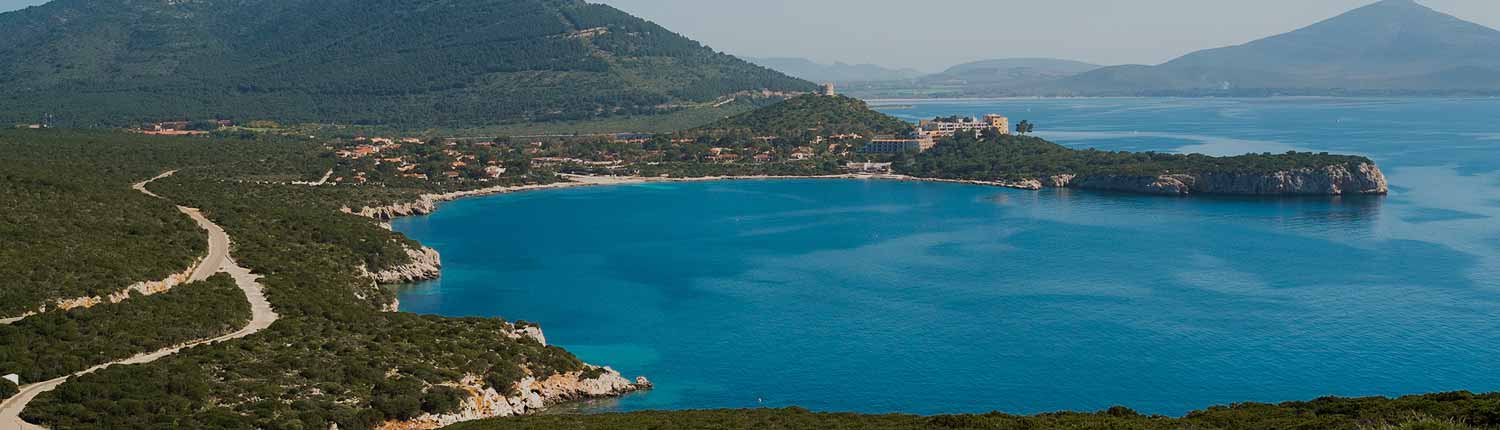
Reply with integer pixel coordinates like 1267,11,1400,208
362,246,442,284
1037,162,1388,196
346,199,438,220
343,183,544,221
375,324,651,430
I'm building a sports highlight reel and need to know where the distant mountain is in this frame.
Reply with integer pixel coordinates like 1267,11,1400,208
0,0,813,127
744,57,923,83
1053,0,1500,94
923,58,1101,86
699,94,912,136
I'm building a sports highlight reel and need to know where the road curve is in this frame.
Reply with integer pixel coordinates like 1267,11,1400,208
1,172,220,327
0,171,279,430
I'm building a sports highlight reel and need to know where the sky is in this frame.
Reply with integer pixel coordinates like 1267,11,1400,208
3,0,1498,72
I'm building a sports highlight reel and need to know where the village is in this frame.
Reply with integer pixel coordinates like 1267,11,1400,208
316,108,1016,185
111,85,1018,186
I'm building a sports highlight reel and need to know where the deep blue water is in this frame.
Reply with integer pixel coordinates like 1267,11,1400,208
394,98,1500,416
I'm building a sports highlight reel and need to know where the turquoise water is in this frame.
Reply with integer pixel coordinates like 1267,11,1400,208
394,98,1500,416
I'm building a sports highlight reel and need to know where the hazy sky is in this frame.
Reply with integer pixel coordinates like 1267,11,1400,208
4,0,1498,71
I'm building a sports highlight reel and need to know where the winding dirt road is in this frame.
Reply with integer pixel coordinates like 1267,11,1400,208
0,171,278,430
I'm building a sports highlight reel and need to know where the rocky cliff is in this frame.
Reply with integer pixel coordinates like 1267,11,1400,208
362,246,443,285
343,183,544,221
1041,162,1388,196
347,199,438,220
375,324,652,430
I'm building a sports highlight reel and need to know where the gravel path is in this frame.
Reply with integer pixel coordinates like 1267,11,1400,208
0,171,279,430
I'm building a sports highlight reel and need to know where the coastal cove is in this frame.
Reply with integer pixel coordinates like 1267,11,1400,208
392,98,1500,417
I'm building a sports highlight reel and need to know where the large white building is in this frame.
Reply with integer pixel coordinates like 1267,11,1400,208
860,134,936,154
919,114,1010,137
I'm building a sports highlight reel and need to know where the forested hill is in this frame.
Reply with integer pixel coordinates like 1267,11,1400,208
0,0,813,128
697,95,914,137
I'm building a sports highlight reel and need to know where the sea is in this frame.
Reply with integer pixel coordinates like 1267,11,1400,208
392,98,1500,416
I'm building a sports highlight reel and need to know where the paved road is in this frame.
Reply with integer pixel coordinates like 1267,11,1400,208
0,171,279,430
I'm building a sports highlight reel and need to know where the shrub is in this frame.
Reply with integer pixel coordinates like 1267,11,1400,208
421,386,468,415
1,377,17,400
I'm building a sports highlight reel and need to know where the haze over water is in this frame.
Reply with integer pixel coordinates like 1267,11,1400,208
394,98,1500,416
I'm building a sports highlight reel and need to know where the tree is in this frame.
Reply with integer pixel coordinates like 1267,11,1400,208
1015,120,1035,135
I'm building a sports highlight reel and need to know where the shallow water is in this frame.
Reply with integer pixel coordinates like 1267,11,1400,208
394,98,1500,416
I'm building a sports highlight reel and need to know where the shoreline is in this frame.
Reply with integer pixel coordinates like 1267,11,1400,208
351,168,1389,424
353,166,1388,224
348,173,1051,222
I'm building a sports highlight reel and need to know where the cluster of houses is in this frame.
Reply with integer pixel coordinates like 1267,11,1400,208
704,146,818,163
133,119,236,136
334,136,505,183
319,112,1013,183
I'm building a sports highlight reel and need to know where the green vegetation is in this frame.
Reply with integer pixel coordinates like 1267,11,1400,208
0,0,812,128
698,95,914,137
1,130,591,430
902,132,1375,181
0,97,1398,430
0,378,15,400
441,96,784,137
0,274,250,384
447,393,1500,430
0,144,206,317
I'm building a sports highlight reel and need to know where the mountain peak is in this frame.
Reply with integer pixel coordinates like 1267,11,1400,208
1371,0,1421,7
1057,0,1500,94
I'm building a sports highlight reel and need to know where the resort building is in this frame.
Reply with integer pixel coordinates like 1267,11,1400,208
919,114,1010,137
845,162,893,174
860,134,936,154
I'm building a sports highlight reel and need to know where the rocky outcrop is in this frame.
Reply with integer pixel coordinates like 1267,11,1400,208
1069,174,1199,195
1191,162,1388,195
1040,174,1076,188
1036,162,1388,196
346,199,438,220
363,246,442,284
375,325,651,430
343,183,551,221
505,324,548,346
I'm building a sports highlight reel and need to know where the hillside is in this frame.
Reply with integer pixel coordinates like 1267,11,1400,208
0,0,813,128
837,58,1101,98
1052,0,1500,94
923,58,1100,86
698,94,913,137
3,130,643,430
745,57,923,83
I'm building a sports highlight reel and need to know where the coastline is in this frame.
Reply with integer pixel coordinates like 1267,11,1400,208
348,165,1390,426
345,173,1054,222
350,164,1388,224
